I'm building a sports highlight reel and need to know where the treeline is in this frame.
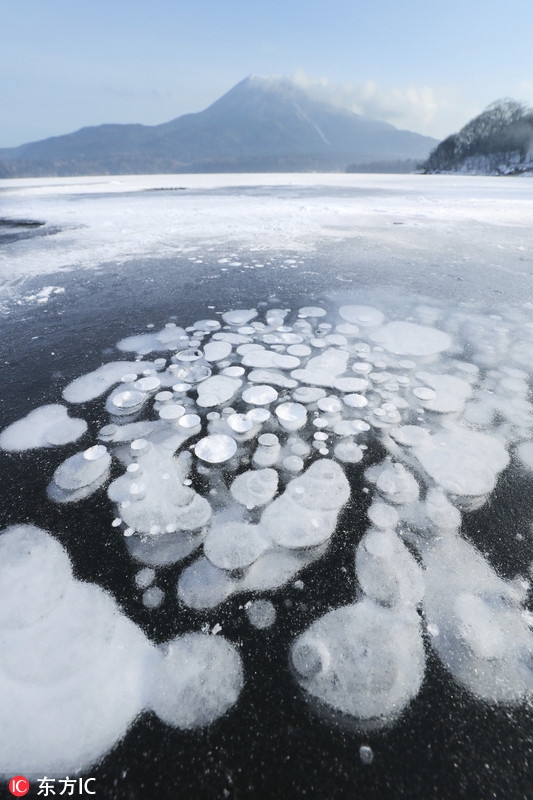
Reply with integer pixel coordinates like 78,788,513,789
346,159,420,174
421,100,533,174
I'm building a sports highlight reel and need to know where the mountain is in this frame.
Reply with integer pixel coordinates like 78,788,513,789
421,99,533,175
0,77,437,177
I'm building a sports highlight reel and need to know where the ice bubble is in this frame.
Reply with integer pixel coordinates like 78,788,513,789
196,375,242,408
422,532,533,703
298,306,327,318
126,528,205,567
413,372,472,414
283,455,305,472
0,405,88,451
204,522,269,570
147,632,243,729
371,462,419,505
135,567,155,589
356,528,424,608
291,599,425,724
317,396,342,414
292,386,327,404
178,413,201,430
203,341,232,362
177,557,236,609
253,433,281,467
275,402,307,431
227,413,254,434
62,361,143,403
389,425,431,447
412,386,436,401
241,350,300,370
222,309,258,326
359,745,374,765
110,389,146,412
118,325,188,355
242,384,279,406
291,349,350,388
0,525,72,629
516,440,533,471
339,305,385,328
134,376,161,392
142,586,164,609
246,407,271,424
49,446,111,499
287,344,312,357
369,321,452,356
171,363,212,384
413,425,509,499
246,599,277,629
334,440,364,464
195,434,237,464
230,468,279,509
367,502,399,530
158,403,186,421
342,394,368,409
248,369,298,389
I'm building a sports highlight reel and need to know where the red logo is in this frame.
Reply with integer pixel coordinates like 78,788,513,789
8,777,30,797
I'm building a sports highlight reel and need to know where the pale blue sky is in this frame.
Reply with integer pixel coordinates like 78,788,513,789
2,0,533,147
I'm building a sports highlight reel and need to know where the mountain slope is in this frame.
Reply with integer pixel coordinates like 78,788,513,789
421,99,533,175
0,76,438,176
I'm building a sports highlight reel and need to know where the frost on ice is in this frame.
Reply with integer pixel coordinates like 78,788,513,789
2,296,533,771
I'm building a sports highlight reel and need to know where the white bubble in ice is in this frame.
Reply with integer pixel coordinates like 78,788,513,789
222,309,258,326
242,384,279,405
275,402,307,431
62,361,143,403
204,522,269,570
339,305,385,327
147,633,243,729
195,434,237,464
246,599,276,629
142,587,164,609
196,375,242,408
0,405,88,451
230,468,279,509
369,321,452,356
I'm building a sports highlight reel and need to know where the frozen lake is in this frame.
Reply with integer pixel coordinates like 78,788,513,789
1,174,533,799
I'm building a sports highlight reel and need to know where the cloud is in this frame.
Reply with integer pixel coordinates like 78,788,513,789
291,70,457,137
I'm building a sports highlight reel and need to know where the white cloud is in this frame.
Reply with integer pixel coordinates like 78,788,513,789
291,70,464,139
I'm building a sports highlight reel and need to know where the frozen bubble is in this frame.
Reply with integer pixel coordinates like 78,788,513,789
291,599,424,724
389,425,430,447
275,402,307,431
370,321,452,356
112,389,145,410
203,341,232,362
359,745,374,765
298,306,327,318
135,567,155,589
174,348,204,362
178,414,201,430
227,414,254,434
334,377,369,393
222,309,258,326
343,393,368,409
246,407,271,423
147,633,243,728
241,350,300,370
292,386,327,404
412,386,437,401
339,305,385,327
246,599,276,629
142,586,164,609
178,557,235,609
0,405,88,451
134,376,161,392
317,396,342,414
375,462,419,505
413,425,509,498
221,366,246,377
367,502,399,530
230,468,279,509
242,384,279,406
516,440,533,470
155,390,174,403
195,434,237,464
171,363,212,384
248,369,298,389
62,361,143,403
205,522,269,570
159,404,186,421
287,344,312,357
0,525,72,629
334,441,363,464
283,455,305,472
356,528,424,608
51,447,111,494
197,375,242,408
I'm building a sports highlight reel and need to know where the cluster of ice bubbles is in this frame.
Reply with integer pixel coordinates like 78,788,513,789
3,297,533,775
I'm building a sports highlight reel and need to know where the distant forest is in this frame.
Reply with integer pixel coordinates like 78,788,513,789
421,100,533,175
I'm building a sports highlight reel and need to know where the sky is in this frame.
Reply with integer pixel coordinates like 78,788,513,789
2,0,533,148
